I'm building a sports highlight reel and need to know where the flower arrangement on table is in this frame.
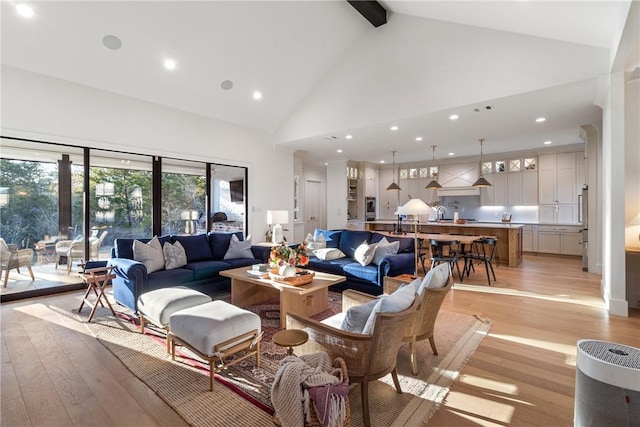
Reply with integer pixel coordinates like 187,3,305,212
269,242,309,270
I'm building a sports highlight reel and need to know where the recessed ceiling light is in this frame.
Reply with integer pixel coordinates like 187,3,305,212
253,91,263,100
337,149,343,153
415,137,423,141
544,140,552,145
448,152,454,156
390,126,398,131
379,160,385,163
325,162,329,166
16,4,34,18
164,59,176,70
345,134,353,139
221,80,234,90
102,35,122,50
536,117,546,123
449,114,459,120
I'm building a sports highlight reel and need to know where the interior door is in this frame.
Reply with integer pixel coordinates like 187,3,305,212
305,180,322,236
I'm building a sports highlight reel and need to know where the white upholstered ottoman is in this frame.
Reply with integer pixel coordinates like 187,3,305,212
137,286,212,353
169,300,262,391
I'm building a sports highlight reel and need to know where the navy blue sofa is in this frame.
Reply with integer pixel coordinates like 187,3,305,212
307,229,415,295
108,232,261,312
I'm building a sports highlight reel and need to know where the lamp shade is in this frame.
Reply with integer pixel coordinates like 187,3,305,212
394,199,435,216
472,176,492,187
267,210,289,225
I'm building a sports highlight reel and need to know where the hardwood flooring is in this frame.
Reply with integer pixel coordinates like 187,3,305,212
1,254,638,426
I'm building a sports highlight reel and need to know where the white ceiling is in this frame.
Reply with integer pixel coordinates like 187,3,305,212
1,1,636,165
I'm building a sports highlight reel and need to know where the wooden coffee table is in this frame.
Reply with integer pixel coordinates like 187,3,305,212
220,267,345,328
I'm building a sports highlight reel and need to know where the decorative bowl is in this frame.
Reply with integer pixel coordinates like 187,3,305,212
268,268,314,286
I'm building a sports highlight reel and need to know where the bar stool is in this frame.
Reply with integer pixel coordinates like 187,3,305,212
429,239,463,281
463,237,498,285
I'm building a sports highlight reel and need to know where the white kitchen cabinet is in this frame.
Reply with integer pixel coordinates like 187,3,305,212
480,173,507,206
364,167,377,197
378,168,399,219
507,173,522,206
538,152,581,223
523,225,533,252
537,225,582,255
522,171,538,205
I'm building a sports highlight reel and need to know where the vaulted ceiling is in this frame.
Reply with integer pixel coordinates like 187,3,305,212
2,1,637,164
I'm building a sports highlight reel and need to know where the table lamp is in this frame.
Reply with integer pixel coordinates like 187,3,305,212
267,210,289,243
395,199,436,276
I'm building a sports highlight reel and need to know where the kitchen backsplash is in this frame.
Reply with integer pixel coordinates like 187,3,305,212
439,196,539,223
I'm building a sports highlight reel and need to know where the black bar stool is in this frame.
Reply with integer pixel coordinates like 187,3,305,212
463,237,498,285
429,239,463,281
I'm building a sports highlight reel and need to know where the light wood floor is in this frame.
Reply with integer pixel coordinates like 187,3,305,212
1,254,639,426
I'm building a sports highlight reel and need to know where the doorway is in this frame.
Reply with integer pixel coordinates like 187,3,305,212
305,180,323,236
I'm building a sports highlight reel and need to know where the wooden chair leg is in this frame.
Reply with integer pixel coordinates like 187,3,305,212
391,368,403,394
361,380,371,427
3,269,9,288
27,265,35,281
428,336,438,355
409,338,418,375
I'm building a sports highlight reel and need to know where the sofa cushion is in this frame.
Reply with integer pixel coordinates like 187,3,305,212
371,232,414,253
173,234,212,263
209,232,244,260
133,236,165,273
354,241,376,266
223,257,260,269
342,262,378,284
224,234,253,259
115,235,172,260
183,260,232,281
163,241,188,270
147,268,195,289
313,248,346,261
307,256,352,276
372,237,400,265
338,230,372,259
313,229,342,249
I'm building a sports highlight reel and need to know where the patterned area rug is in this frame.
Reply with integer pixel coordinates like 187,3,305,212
86,292,490,427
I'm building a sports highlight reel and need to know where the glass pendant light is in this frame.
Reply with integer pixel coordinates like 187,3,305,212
472,138,492,187
425,145,442,189
386,150,401,190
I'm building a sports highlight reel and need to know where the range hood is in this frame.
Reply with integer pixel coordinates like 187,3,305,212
437,186,480,197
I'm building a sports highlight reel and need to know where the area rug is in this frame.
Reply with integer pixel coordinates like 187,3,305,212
86,293,490,427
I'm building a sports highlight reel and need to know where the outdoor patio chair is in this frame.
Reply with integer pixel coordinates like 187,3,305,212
1,238,35,287
56,231,108,274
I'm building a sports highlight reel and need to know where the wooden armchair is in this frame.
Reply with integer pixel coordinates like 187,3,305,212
1,238,35,287
286,290,419,427
385,263,454,374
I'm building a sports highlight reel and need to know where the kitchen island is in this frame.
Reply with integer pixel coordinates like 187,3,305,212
365,220,523,268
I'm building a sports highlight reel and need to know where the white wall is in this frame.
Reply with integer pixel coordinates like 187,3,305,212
624,76,640,248
326,159,347,230
1,66,294,240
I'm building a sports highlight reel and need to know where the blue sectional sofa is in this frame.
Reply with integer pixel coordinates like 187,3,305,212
108,232,261,312
307,229,415,295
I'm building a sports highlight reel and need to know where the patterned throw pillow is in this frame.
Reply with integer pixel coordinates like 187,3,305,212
133,236,165,273
163,241,187,270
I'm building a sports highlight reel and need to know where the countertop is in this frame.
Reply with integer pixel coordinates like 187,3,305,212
366,220,524,229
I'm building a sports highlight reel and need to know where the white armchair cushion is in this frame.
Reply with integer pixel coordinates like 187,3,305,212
418,263,450,297
339,298,380,333
362,281,417,334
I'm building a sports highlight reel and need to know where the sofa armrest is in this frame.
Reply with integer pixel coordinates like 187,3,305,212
378,253,415,285
107,257,148,312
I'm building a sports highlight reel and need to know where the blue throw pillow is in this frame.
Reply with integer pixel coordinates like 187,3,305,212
313,229,342,249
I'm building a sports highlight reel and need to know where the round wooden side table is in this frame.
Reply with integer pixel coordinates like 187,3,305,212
272,329,309,355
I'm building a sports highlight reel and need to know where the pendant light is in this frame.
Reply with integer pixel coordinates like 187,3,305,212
386,150,402,190
472,138,492,187
425,145,442,189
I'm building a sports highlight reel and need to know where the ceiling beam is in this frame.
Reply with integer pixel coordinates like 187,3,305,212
347,1,387,28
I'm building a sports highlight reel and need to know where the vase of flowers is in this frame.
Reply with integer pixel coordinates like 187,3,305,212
269,242,309,277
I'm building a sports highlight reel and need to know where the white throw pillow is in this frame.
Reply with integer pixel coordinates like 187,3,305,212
163,241,188,270
133,236,165,274
354,241,376,267
306,233,326,253
372,237,400,265
362,281,417,334
313,248,346,261
418,263,450,297
224,234,254,259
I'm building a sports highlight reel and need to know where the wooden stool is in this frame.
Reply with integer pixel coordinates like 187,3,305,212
272,329,309,355
78,266,116,322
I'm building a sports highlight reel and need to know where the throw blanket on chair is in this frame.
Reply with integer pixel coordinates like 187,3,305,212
271,352,347,427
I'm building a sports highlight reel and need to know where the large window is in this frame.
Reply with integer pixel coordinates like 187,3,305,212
0,138,248,299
